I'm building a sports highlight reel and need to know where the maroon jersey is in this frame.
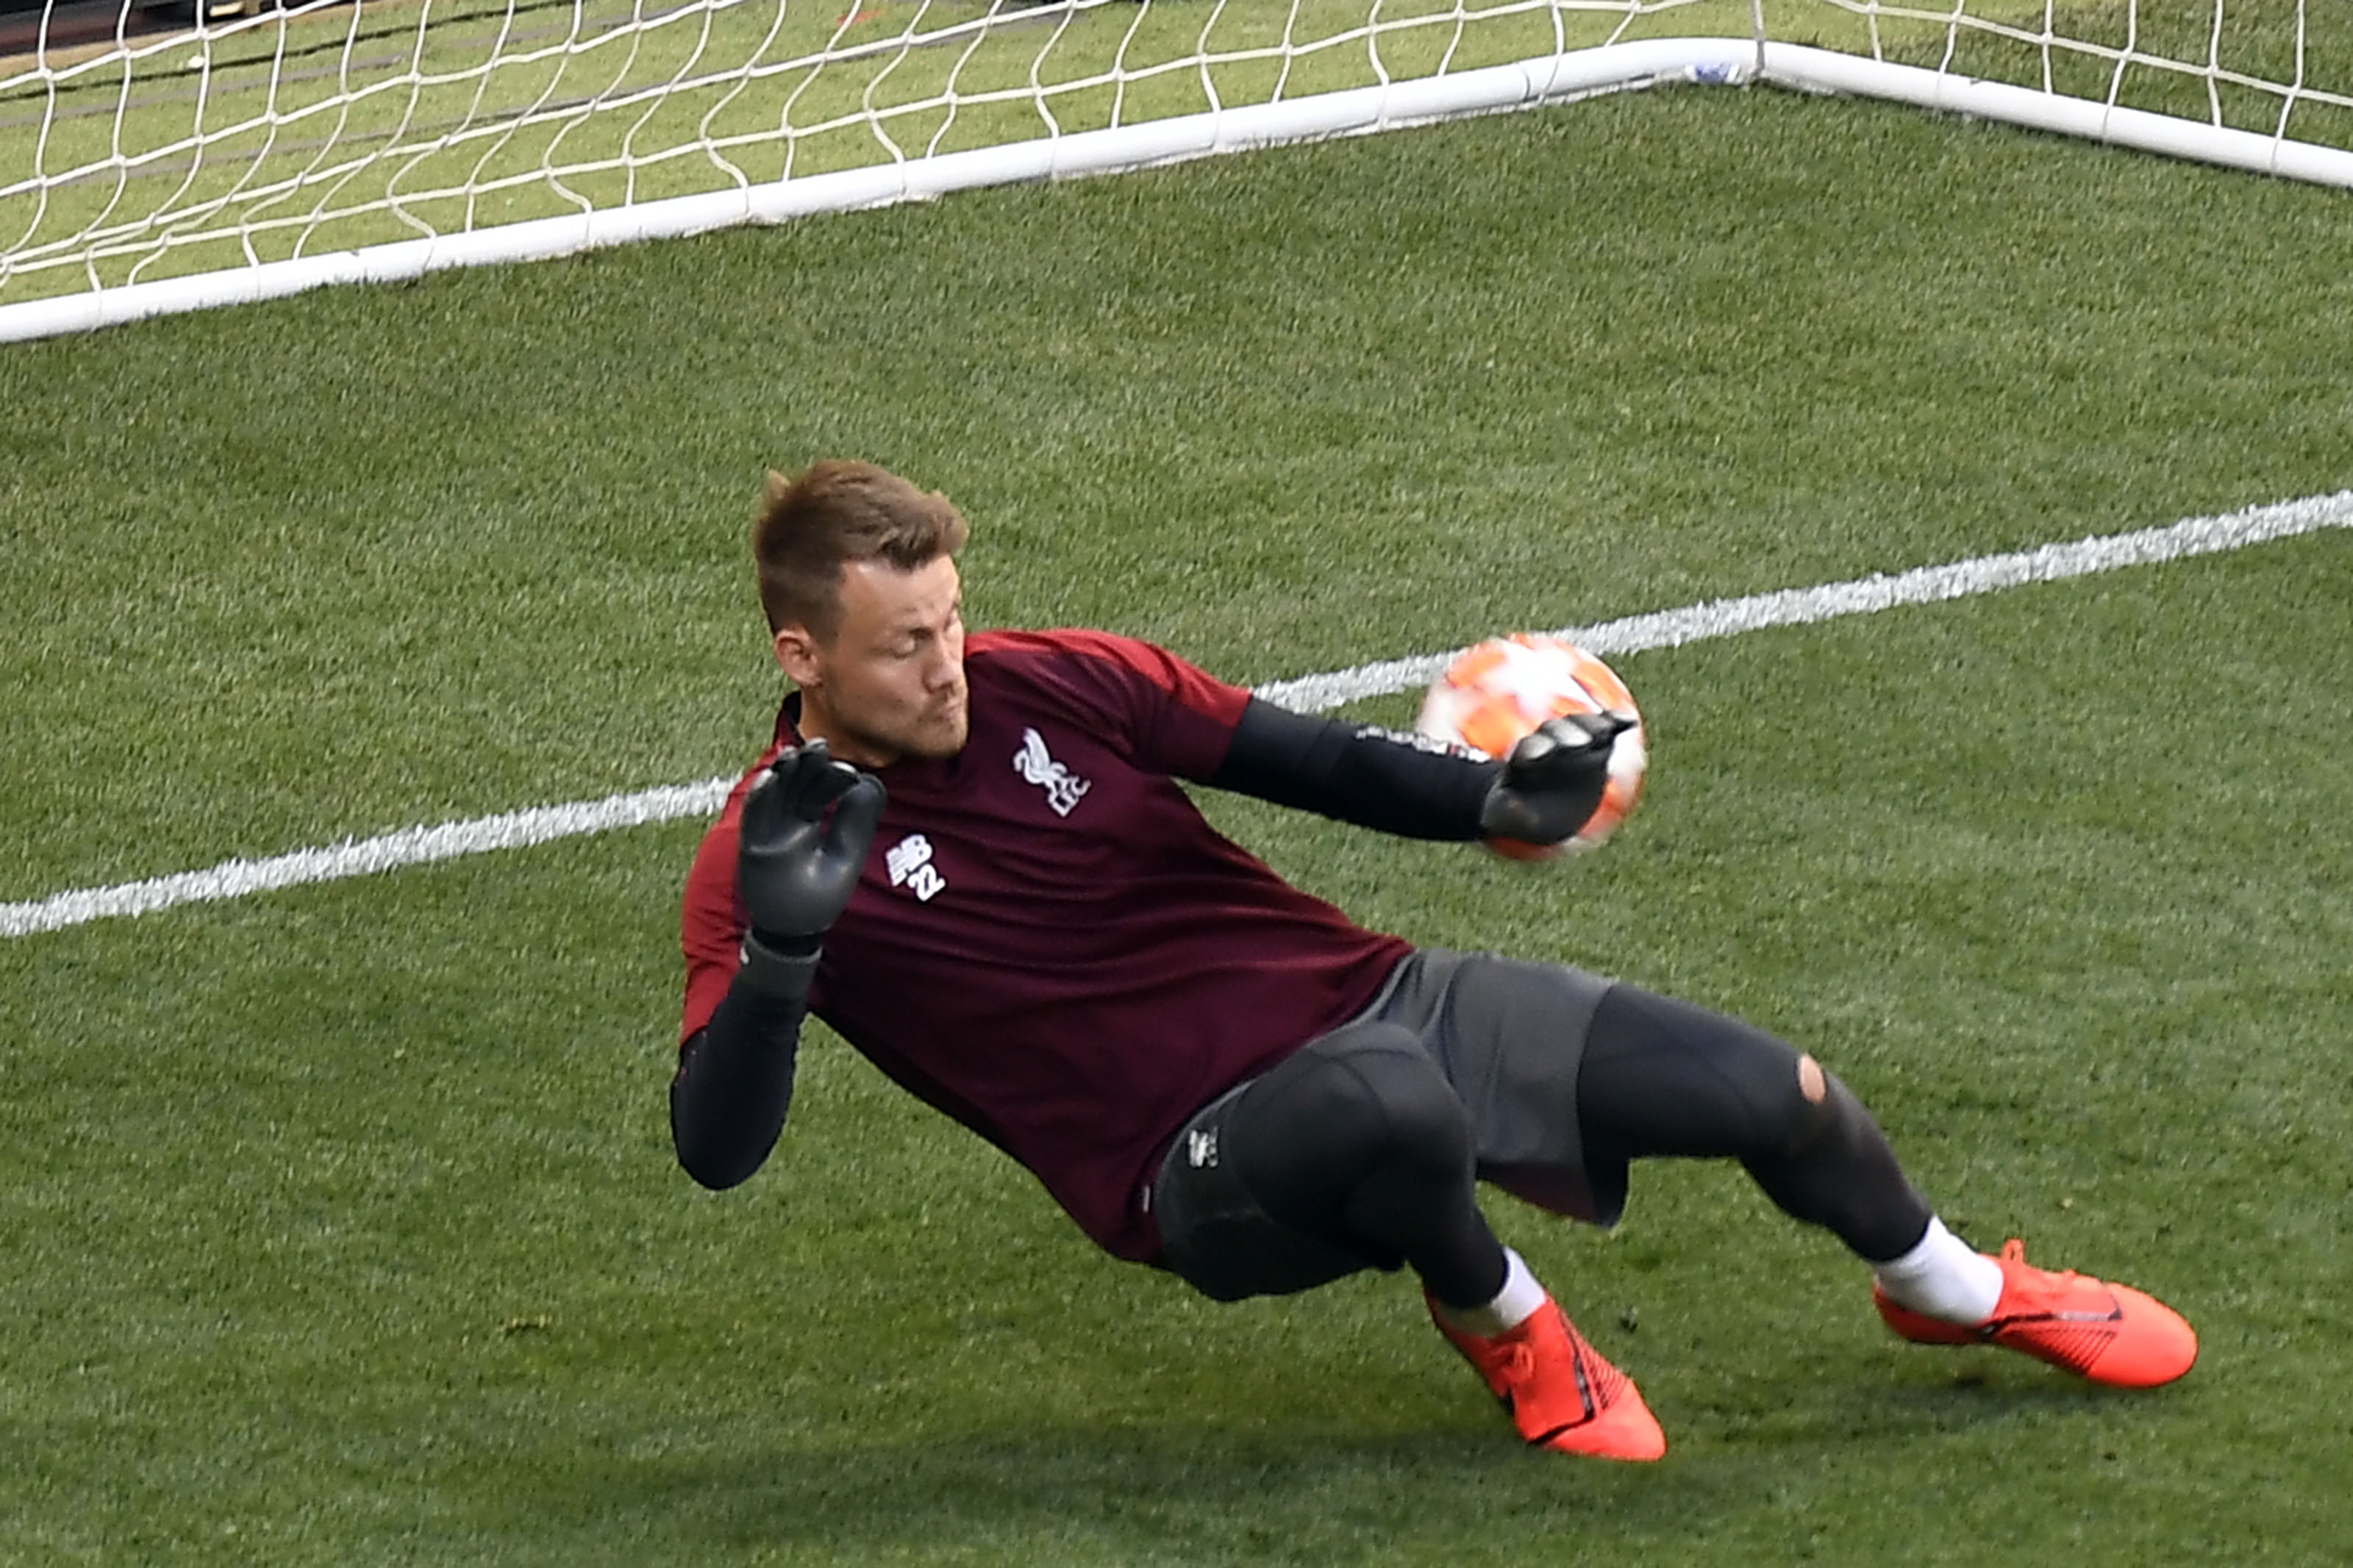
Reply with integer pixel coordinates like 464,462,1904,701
680,629,1413,1263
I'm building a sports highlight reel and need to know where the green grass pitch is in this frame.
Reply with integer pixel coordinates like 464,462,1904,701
3,81,2352,1565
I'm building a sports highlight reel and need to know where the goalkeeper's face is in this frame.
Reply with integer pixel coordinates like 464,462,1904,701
780,554,969,769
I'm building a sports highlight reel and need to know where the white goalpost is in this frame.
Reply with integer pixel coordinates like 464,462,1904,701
2,0,2348,342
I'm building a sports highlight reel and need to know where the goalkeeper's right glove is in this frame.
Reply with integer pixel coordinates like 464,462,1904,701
1477,712,1632,848
734,738,887,1001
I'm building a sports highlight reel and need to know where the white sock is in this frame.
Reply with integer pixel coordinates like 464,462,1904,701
1871,1217,2004,1324
1434,1247,1550,1338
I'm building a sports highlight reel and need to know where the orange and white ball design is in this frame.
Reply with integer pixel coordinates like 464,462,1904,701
1415,634,1647,860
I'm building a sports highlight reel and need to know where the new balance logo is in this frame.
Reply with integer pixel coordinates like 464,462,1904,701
885,834,946,902
1186,1128,1218,1169
1013,727,1090,817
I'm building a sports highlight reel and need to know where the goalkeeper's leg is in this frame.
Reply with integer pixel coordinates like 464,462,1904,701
1385,952,1996,1320
1153,1020,1666,1458
1574,983,2197,1386
1574,984,1940,1263
1154,1022,1502,1306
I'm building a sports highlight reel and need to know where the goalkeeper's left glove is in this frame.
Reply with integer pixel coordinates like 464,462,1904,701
1477,712,1633,848
734,739,887,1001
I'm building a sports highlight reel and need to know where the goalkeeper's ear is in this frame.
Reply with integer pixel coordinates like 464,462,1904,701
774,620,822,684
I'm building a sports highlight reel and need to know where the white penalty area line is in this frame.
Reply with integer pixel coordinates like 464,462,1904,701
1252,487,2353,713
7,487,2350,940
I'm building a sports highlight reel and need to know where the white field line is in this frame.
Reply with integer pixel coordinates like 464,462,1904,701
7,488,2350,939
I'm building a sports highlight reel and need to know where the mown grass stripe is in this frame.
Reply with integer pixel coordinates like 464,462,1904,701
6,485,2349,939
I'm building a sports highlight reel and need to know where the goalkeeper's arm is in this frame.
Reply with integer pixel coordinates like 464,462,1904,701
671,740,883,1189
1210,695,1623,847
671,963,810,1191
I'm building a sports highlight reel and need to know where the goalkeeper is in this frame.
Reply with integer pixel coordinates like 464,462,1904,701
671,459,2195,1461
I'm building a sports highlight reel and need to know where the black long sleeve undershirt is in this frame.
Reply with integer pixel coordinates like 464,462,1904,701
671,976,809,1189
1209,695,1499,841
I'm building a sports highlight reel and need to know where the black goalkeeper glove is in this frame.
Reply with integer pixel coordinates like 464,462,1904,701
734,739,887,1000
1477,712,1633,848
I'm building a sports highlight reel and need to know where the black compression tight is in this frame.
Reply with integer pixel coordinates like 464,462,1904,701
1577,984,1934,1264
1227,1024,1510,1310
1211,982,1935,1309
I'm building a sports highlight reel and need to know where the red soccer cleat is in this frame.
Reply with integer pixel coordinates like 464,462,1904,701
1429,1292,1667,1461
1874,1238,2198,1388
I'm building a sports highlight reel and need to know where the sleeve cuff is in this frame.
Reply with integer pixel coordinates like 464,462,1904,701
737,929,821,1001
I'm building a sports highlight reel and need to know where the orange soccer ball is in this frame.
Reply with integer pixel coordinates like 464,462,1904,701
1415,633,1648,861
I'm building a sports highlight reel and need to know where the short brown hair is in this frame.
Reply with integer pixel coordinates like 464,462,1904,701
753,460,970,639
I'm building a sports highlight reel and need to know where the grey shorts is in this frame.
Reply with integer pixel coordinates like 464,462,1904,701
1151,947,1618,1301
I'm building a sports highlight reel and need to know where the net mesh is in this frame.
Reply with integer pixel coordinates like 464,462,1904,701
2,0,2347,311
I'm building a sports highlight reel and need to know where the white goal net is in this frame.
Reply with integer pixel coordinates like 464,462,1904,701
3,0,2349,339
